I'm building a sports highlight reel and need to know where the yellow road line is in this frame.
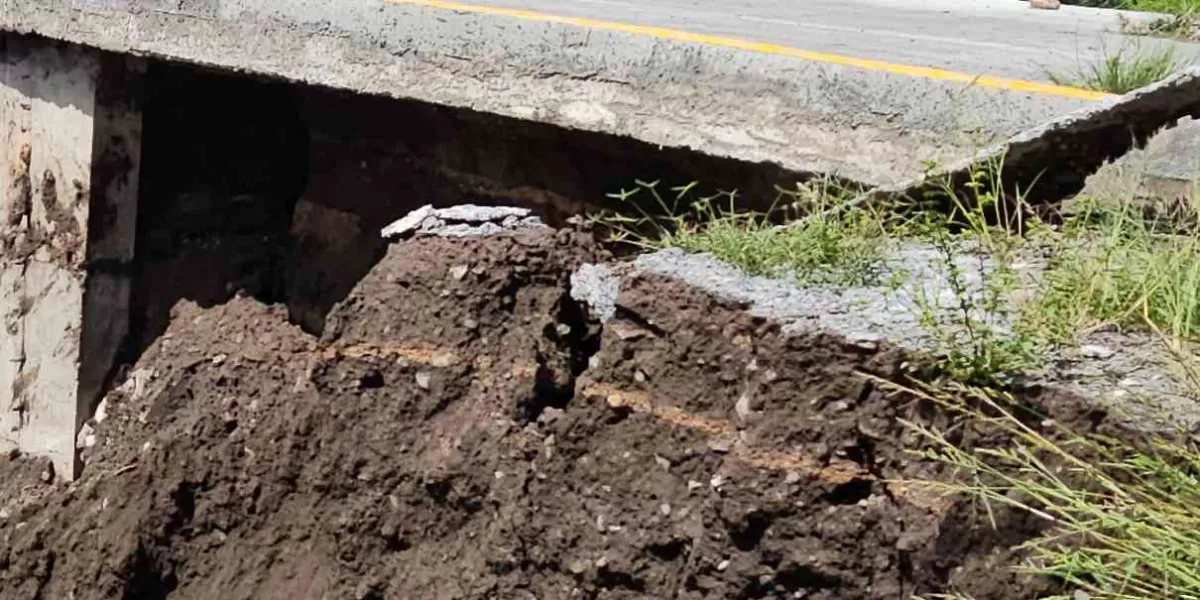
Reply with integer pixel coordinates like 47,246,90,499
384,0,1112,101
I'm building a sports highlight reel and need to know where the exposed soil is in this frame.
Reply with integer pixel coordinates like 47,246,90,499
0,228,1112,599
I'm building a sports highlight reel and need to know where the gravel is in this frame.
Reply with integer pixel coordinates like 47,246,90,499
572,244,1200,432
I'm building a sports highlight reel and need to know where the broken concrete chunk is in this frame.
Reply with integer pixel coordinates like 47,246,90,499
570,264,621,322
381,204,547,240
381,204,435,239
436,205,530,222
75,423,97,450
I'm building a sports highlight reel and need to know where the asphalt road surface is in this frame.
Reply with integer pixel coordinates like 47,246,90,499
433,0,1200,84
7,0,1200,184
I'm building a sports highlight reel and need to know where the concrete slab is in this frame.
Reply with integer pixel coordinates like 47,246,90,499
878,66,1200,206
1,0,1112,187
0,33,141,479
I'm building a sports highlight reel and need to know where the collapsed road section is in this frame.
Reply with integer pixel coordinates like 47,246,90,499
1,220,1120,600
3,3,1200,597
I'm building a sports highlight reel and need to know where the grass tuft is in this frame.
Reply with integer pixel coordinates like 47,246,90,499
596,179,892,287
1049,44,1185,94
1031,195,1200,344
1120,0,1200,15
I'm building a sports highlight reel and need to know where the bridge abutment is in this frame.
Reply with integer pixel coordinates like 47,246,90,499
1,33,142,479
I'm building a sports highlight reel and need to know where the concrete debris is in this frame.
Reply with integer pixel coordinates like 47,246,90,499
435,205,530,222
381,204,547,240
93,398,108,425
380,205,434,238
569,263,622,322
75,423,97,450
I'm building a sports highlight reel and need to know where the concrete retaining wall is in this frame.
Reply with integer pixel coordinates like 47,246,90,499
0,33,141,480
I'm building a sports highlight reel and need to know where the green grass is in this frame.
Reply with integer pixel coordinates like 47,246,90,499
1031,196,1200,343
1049,44,1186,94
597,179,893,287
595,158,1200,384
1073,0,1200,40
897,379,1200,600
1120,0,1200,14
1076,0,1200,15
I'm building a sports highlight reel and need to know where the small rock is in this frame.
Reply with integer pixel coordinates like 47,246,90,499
610,322,649,341
211,353,228,366
1080,344,1116,360
707,438,732,454
1029,0,1062,9
634,370,647,383
0,508,9,520
1073,591,1092,600
354,579,383,600
430,351,457,368
660,503,672,516
717,559,730,572
539,409,563,425
734,392,753,421
710,474,726,489
555,323,572,337
847,332,884,350
687,480,703,491
784,471,802,484
595,555,609,568
654,454,671,471
568,559,588,575
449,265,469,280
415,372,432,390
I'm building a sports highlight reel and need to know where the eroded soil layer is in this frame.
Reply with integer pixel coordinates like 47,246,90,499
0,230,1104,599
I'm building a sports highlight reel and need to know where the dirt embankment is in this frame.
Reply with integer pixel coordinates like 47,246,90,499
0,228,1106,599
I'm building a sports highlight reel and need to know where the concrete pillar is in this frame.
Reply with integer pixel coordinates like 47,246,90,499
0,33,142,480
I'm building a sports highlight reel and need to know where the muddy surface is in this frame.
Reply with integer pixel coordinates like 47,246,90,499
0,229,1109,599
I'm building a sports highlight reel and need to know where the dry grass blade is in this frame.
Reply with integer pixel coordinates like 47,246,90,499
878,376,1200,600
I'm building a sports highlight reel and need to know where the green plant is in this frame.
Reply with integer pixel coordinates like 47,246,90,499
595,178,893,287
1120,0,1200,15
1049,44,1185,94
905,160,1042,385
897,379,1200,600
1032,195,1200,343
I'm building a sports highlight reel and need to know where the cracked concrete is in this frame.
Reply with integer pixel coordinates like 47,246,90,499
2,0,1094,187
